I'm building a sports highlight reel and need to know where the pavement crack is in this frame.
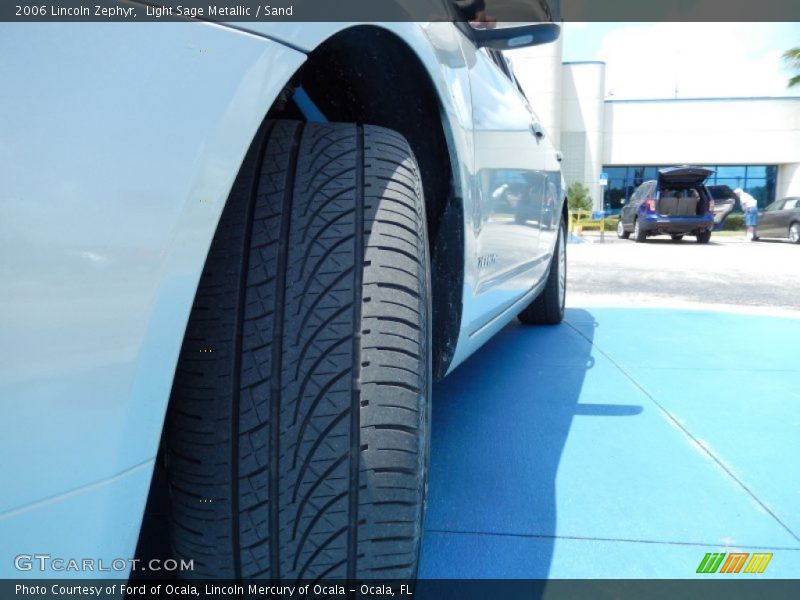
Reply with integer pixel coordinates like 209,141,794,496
425,529,800,551
565,318,800,545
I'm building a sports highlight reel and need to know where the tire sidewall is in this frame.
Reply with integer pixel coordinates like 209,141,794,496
556,219,567,316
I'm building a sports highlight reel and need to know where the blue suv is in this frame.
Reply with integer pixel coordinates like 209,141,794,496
617,167,716,243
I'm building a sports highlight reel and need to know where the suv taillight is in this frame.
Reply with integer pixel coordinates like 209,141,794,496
644,199,657,213
709,199,715,214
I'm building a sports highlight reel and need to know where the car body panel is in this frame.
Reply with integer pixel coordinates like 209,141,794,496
0,461,153,578
658,166,713,186
0,22,305,514
464,45,550,333
758,197,800,238
636,215,714,235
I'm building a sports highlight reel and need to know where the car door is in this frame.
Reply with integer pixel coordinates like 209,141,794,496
775,198,800,238
459,39,553,333
758,199,783,237
625,181,655,227
622,183,646,225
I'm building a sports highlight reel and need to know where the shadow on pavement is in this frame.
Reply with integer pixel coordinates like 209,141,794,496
420,309,642,579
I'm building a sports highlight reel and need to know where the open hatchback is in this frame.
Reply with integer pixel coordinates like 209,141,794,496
617,166,716,243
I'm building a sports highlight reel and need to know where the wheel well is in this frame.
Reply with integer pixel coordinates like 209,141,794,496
268,25,463,380
135,30,463,561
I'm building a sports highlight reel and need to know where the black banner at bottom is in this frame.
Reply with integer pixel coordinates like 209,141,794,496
3,579,800,600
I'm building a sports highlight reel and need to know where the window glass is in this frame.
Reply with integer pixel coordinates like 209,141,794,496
715,178,741,190
746,179,768,205
642,167,658,181
602,165,777,210
605,167,627,179
715,166,746,179
746,166,767,178
604,178,627,211
708,185,735,200
630,185,644,204
783,199,799,210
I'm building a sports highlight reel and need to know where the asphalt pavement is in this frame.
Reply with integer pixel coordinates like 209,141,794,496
419,232,800,580
568,233,800,314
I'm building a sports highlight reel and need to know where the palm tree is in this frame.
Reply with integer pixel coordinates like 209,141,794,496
784,47,800,88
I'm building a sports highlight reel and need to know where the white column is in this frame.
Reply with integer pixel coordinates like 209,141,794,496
777,163,800,199
560,62,606,211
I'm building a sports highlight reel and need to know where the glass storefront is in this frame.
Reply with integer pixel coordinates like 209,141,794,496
602,165,777,212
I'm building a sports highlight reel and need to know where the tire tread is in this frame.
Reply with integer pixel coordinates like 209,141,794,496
167,121,429,580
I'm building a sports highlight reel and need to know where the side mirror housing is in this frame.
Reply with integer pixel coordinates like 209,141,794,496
468,22,561,50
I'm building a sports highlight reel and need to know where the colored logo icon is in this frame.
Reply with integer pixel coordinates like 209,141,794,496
697,552,772,574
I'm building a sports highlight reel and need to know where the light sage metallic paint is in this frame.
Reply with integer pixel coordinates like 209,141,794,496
0,20,563,576
0,22,305,576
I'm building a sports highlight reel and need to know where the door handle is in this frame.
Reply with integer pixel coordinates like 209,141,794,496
530,122,544,139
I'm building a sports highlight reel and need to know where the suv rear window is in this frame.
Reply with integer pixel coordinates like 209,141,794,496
708,185,735,200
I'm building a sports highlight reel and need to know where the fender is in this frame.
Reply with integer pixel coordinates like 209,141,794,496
0,22,305,574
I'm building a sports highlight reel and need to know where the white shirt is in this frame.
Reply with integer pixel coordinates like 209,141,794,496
739,191,758,211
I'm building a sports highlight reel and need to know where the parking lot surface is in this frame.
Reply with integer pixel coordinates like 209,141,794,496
569,234,800,314
420,234,800,578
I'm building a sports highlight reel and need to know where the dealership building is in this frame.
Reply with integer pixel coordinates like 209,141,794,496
511,39,800,212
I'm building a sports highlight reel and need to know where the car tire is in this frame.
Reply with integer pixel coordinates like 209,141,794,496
789,222,800,244
634,219,647,243
616,219,630,239
695,230,712,244
166,121,431,580
518,217,566,325
670,234,684,242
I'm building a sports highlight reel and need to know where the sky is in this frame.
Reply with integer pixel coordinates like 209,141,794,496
560,22,800,99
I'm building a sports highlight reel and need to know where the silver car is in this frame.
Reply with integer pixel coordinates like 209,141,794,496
0,15,566,580
757,197,800,243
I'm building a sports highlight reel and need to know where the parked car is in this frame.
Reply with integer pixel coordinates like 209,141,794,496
707,184,738,228
0,16,566,581
617,167,716,243
756,197,800,243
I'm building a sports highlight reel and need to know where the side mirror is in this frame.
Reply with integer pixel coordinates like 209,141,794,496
468,22,561,50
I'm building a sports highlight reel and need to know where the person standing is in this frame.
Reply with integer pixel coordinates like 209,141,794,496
735,188,759,241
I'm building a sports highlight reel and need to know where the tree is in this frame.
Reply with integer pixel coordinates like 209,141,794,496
567,181,593,213
783,47,800,88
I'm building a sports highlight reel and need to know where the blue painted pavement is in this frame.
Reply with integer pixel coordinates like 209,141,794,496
419,308,800,578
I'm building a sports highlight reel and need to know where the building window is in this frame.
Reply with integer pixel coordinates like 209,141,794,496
602,165,777,211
